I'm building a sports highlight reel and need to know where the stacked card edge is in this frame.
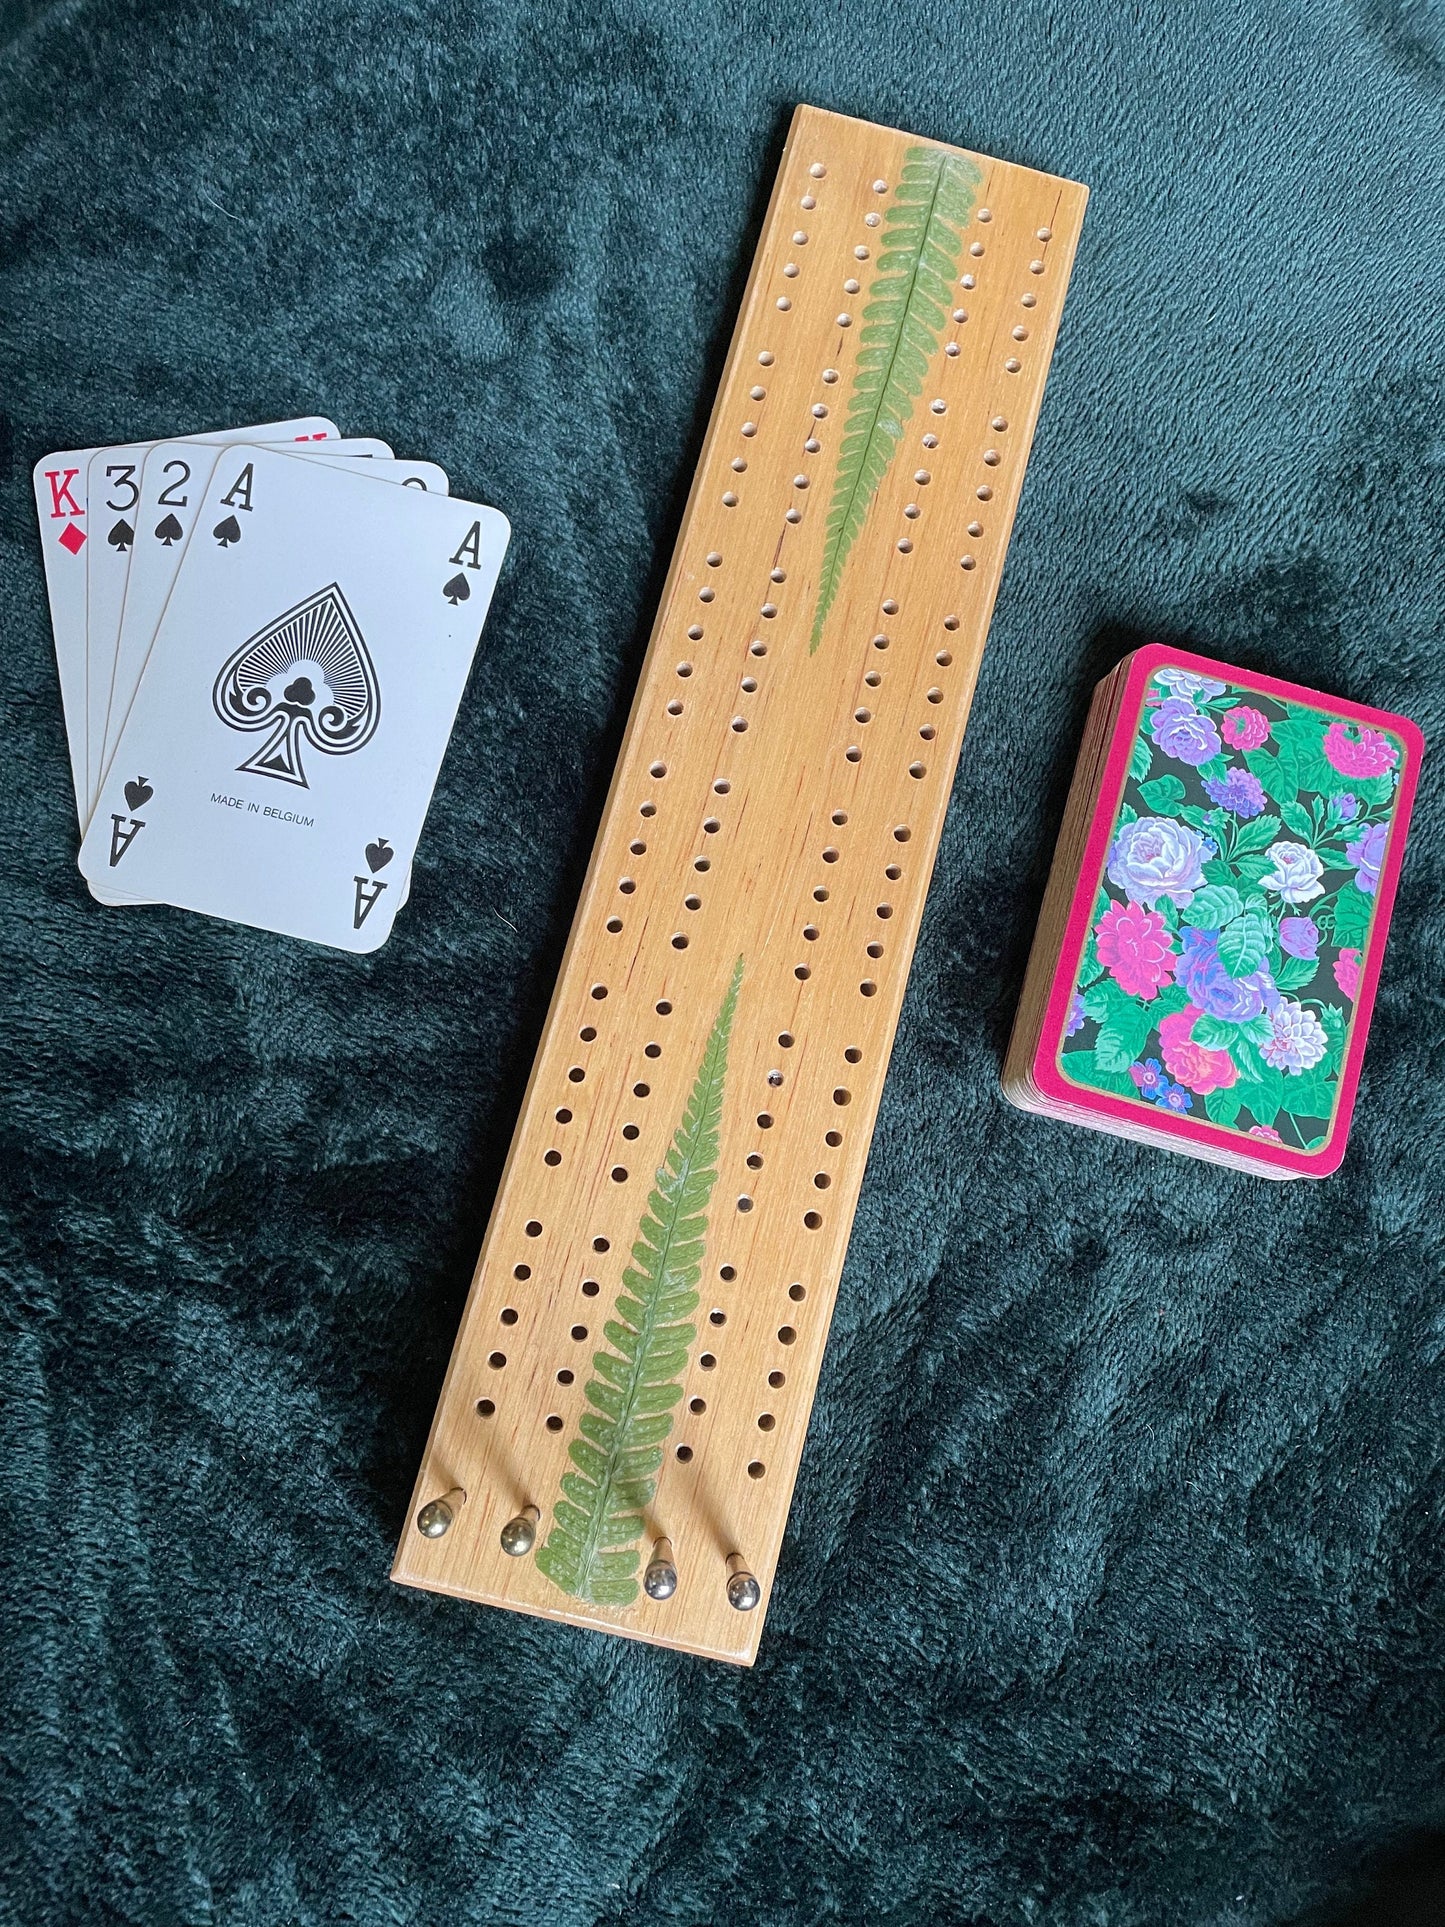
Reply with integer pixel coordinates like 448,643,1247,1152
1003,644,1425,1178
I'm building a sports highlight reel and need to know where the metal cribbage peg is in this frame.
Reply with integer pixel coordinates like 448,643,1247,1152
725,1552,761,1612
499,1503,541,1557
415,1487,466,1539
643,1537,678,1600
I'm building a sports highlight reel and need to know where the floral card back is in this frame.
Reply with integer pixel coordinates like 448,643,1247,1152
1035,645,1424,1176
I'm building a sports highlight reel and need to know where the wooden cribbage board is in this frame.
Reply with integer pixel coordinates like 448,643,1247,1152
394,105,1087,1662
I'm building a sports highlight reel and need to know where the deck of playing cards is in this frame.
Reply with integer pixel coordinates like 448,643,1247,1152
1003,645,1423,1178
35,421,509,952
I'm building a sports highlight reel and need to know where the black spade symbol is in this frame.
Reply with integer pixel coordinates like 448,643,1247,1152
108,518,134,552
154,513,183,546
442,572,471,605
124,777,153,810
213,514,242,547
212,584,380,789
365,837,393,874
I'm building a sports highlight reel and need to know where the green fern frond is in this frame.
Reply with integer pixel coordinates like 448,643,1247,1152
808,145,982,654
535,958,743,1607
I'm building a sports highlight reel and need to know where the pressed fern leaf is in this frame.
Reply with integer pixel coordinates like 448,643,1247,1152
808,145,982,653
535,958,743,1607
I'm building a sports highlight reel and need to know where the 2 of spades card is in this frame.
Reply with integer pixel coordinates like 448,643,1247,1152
78,446,509,952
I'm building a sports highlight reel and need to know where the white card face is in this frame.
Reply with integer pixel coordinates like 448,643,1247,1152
93,437,410,813
79,448,508,951
91,447,449,909
84,426,374,820
33,417,337,824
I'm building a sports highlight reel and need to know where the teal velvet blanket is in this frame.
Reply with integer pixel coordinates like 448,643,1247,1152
2,0,1442,1921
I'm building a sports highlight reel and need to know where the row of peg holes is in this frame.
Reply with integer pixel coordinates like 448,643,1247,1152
473,161,1019,1476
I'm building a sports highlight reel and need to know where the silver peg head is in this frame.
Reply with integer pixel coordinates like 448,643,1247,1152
500,1505,540,1557
416,1498,455,1539
726,1565,761,1612
643,1541,678,1601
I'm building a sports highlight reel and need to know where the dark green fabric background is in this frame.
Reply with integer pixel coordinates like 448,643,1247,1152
3,1,1444,1922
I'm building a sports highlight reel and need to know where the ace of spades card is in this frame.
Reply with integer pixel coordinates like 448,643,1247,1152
78,448,509,951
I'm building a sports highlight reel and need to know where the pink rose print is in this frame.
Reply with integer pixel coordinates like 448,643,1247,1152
1322,722,1398,779
1247,1125,1284,1143
1221,705,1270,751
1094,902,1178,1001
1158,1004,1239,1094
1333,948,1361,999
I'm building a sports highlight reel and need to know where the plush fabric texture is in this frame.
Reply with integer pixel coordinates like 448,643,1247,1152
2,2,1443,1922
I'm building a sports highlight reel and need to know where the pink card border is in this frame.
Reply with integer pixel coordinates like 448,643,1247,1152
1032,643,1425,1178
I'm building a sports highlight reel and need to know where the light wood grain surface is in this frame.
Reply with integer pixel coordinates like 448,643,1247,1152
393,103,1088,1662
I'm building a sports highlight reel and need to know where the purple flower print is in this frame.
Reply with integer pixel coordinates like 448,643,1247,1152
1278,917,1320,961
1148,698,1223,768
1329,793,1359,823
1176,928,1279,1022
1065,992,1087,1037
1156,1084,1194,1115
1202,768,1267,818
1107,817,1212,909
1345,821,1387,895
1155,669,1227,702
1129,1058,1170,1100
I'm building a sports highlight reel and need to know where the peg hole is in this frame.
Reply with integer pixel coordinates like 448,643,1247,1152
500,1306,518,1325
700,1353,717,1370
610,1166,628,1183
833,1088,851,1105
557,1368,575,1385
544,1149,562,1167
582,1279,600,1296
525,1219,543,1236
737,1195,754,1212
545,1414,563,1432
570,1324,588,1341
513,1263,531,1280
803,1213,821,1232
769,1369,786,1388
488,1351,507,1369
477,1398,495,1417
676,1445,694,1462
554,1109,571,1126
758,1413,776,1432
757,1112,774,1128
748,1461,766,1479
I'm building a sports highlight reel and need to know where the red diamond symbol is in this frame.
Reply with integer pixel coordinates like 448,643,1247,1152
58,522,86,555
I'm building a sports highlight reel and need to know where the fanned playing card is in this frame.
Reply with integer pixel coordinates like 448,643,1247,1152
77,447,508,951
33,417,337,822
1004,645,1424,1177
